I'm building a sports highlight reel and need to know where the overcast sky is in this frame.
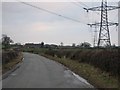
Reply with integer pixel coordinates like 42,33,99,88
2,1,119,46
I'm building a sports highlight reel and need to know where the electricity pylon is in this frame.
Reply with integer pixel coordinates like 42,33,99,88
87,22,98,47
84,0,119,47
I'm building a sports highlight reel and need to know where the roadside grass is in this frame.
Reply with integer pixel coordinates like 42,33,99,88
2,52,23,74
41,54,119,89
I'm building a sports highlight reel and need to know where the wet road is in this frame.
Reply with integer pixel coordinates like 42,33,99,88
3,52,94,88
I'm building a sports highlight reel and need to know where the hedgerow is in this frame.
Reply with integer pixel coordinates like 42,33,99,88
44,48,119,77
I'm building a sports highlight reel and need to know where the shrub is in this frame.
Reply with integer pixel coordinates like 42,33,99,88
44,48,119,77
2,50,19,65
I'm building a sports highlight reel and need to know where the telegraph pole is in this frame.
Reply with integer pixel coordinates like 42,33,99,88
84,0,119,47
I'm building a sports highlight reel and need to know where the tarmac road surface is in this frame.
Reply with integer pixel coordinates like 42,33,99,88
3,52,94,88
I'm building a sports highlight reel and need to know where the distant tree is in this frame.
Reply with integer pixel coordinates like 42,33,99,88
80,42,91,48
41,42,44,47
15,43,21,45
60,42,63,46
2,34,13,50
72,43,76,47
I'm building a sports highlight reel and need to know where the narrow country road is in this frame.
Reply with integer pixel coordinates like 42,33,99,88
3,53,94,88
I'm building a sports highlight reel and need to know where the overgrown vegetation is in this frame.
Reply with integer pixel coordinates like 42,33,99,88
44,48,119,77
42,54,119,89
23,47,119,89
2,50,19,65
2,34,23,74
2,50,23,74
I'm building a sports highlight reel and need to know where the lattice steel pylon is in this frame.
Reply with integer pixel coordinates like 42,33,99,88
98,1,111,47
84,0,120,47
88,22,98,47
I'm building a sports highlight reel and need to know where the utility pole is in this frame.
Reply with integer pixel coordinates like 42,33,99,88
84,0,119,47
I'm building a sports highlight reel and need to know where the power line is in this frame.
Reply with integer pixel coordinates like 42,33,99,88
74,1,118,27
82,1,119,23
75,0,89,8
72,0,118,23
71,2,84,8
71,0,100,25
17,1,87,24
75,1,100,15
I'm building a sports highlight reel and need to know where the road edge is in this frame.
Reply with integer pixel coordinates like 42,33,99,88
2,58,24,80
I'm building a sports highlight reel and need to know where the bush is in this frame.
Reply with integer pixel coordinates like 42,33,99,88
44,48,119,77
2,50,19,65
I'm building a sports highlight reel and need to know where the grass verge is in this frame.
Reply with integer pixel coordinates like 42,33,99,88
2,52,23,74
40,53,119,89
